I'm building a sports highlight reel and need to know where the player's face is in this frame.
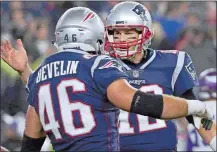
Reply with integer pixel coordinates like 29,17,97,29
113,29,139,51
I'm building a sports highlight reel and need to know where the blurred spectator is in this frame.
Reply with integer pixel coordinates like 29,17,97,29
151,21,174,50
207,2,216,26
9,1,23,11
153,2,189,44
10,9,27,40
176,27,216,74
22,18,40,63
35,20,50,54
185,12,201,28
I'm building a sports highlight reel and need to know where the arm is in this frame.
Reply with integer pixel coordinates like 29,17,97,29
107,79,212,120
1,40,44,150
20,105,46,151
181,89,216,151
198,123,216,151
20,64,33,85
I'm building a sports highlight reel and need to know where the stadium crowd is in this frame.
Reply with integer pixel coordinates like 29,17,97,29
1,1,216,151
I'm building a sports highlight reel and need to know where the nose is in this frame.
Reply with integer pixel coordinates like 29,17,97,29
120,33,126,42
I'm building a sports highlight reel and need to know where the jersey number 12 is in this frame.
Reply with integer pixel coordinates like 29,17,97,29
119,84,167,134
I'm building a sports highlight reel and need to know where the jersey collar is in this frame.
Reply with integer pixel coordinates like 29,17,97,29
139,49,156,69
119,49,156,70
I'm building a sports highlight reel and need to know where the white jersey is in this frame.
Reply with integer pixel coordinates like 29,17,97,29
174,118,188,151
187,101,216,151
205,101,217,123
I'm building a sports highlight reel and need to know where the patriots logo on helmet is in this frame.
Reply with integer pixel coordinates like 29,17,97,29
132,5,148,21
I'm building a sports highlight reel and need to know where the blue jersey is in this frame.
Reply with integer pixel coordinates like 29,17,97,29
118,49,198,151
26,49,128,151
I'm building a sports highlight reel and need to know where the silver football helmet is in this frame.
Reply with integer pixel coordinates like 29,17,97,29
105,1,153,58
54,7,105,53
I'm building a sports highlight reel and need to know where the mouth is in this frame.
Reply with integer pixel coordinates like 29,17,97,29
117,48,128,52
119,47,126,50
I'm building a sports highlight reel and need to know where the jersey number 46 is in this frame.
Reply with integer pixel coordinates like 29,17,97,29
37,79,96,140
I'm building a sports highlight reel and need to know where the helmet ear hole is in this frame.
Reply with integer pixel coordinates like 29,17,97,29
137,31,142,34
108,30,114,35
145,30,151,39
96,40,104,54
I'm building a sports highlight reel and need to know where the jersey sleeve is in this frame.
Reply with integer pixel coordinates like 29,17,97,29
26,73,35,106
174,52,199,96
91,55,129,95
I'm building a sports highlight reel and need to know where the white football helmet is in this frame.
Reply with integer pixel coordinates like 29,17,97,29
105,1,153,58
53,7,105,54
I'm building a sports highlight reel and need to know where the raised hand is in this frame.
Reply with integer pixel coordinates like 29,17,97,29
1,39,32,84
1,39,28,74
0,146,10,152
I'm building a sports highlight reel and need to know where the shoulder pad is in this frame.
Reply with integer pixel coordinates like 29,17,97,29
82,54,97,59
159,50,179,54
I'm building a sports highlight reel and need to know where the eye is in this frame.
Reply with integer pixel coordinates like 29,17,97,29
114,31,120,35
113,32,120,39
113,36,119,39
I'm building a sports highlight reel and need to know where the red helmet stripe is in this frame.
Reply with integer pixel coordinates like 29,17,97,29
83,12,93,22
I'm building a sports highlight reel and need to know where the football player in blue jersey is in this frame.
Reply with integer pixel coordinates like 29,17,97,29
1,7,214,151
187,68,216,151
105,1,216,151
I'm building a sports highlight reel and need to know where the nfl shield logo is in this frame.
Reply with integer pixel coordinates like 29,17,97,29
132,70,140,78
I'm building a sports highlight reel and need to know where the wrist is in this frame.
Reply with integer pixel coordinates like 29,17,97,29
19,64,32,84
19,64,31,76
186,100,205,116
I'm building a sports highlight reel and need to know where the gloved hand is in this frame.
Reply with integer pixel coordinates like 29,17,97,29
191,116,213,130
196,103,214,120
187,100,214,120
